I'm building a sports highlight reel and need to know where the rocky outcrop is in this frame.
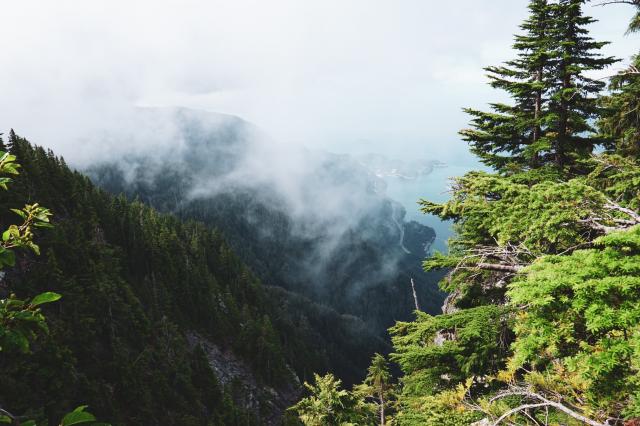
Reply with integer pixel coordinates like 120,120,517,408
186,332,301,425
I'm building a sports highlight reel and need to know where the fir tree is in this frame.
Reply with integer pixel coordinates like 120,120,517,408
364,353,392,426
461,0,617,173
600,54,640,157
599,0,640,158
462,0,555,171
289,373,375,426
382,1,638,424
623,0,640,33
546,0,617,169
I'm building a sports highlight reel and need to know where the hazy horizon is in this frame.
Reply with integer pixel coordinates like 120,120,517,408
2,0,638,170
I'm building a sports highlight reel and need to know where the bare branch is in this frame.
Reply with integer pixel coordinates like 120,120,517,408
489,388,607,426
604,200,640,223
493,403,551,425
521,406,545,426
579,201,640,234
410,278,421,311
594,0,639,6
476,262,524,273
0,408,20,426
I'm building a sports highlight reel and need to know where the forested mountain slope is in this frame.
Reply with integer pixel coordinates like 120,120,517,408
0,113,440,426
86,107,446,337
0,132,308,425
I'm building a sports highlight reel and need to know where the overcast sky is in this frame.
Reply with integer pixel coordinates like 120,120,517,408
1,0,638,167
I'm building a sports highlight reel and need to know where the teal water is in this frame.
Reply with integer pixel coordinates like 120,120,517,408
384,164,470,253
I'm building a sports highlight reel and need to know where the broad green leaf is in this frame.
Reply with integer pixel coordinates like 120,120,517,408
0,249,16,268
10,208,26,219
28,242,41,256
60,406,97,426
30,292,62,307
6,330,30,353
34,222,54,228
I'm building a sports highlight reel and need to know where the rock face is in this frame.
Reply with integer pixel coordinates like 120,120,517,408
186,332,300,425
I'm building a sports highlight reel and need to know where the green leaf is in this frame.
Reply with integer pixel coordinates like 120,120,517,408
0,249,16,268
10,208,26,219
28,242,41,256
30,292,62,307
60,406,97,426
5,330,30,353
34,222,54,228
0,177,12,190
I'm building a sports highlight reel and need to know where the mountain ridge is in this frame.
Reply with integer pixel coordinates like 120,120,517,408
85,107,446,334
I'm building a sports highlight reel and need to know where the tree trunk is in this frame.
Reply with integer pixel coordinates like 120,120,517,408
532,67,542,167
379,391,385,426
556,70,570,168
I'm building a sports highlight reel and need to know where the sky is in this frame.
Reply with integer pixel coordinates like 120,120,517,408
1,0,638,168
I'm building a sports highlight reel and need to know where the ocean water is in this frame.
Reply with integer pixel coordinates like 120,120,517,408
383,164,470,253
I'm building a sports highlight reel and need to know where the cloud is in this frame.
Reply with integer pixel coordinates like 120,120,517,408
0,0,637,167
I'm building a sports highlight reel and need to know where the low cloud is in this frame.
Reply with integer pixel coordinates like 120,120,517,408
2,1,635,169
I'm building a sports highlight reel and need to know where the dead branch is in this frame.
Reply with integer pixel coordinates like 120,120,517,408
0,407,20,426
410,278,421,311
440,243,530,311
492,403,551,426
489,388,607,426
620,65,640,76
604,200,640,223
579,218,621,233
451,243,531,276
476,262,524,273
521,408,546,426
594,0,640,6
580,201,640,234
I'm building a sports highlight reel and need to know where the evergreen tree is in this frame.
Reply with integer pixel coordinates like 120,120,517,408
462,0,555,170
380,1,639,424
461,0,617,173
363,354,391,426
546,0,617,169
624,0,640,33
599,0,640,157
289,373,375,426
0,134,300,424
506,225,640,419
600,54,640,157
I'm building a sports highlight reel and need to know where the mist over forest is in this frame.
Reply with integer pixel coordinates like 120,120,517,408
85,107,446,332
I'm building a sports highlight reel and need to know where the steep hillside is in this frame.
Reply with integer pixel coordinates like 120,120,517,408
0,132,305,425
86,108,446,335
